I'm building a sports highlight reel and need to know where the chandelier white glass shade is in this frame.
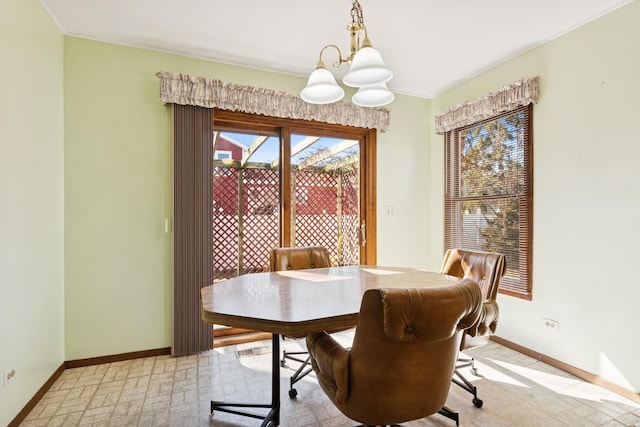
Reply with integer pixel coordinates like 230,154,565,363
352,82,395,107
300,60,345,104
300,0,394,108
342,45,393,88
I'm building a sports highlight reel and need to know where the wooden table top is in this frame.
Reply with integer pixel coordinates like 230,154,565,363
201,265,463,336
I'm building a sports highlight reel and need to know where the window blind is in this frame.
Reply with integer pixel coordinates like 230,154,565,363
445,105,533,299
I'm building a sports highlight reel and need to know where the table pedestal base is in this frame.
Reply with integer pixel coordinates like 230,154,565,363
210,334,280,427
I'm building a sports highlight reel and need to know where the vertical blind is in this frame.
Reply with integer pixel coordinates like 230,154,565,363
173,105,214,355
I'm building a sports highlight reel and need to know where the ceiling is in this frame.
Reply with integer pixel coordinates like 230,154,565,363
41,0,632,99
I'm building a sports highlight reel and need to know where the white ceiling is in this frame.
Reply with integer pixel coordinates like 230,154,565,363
40,0,632,99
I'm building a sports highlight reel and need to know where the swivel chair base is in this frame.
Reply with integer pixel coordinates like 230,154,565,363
453,355,484,408
281,349,313,399
359,406,459,427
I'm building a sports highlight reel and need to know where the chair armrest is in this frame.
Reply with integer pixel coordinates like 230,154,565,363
306,332,350,404
467,300,499,337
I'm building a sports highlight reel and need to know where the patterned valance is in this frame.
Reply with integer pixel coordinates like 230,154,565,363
156,71,391,132
434,76,539,134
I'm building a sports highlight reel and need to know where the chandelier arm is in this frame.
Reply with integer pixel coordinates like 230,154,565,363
319,44,348,69
360,26,372,49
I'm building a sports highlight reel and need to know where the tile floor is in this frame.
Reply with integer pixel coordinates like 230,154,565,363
20,333,640,426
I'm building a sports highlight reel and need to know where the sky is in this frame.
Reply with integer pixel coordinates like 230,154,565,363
219,131,357,165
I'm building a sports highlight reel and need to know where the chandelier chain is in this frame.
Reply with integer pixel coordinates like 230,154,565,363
350,0,365,27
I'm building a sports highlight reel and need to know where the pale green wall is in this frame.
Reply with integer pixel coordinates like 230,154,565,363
0,1,65,425
431,1,640,392
62,38,434,359
377,94,432,267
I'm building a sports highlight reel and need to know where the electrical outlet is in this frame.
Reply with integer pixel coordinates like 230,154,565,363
384,206,395,216
543,318,559,332
4,367,16,386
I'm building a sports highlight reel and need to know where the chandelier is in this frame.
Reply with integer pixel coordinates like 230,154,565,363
300,0,394,108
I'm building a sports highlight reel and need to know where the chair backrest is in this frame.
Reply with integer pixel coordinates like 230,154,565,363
269,246,331,272
440,248,506,302
440,248,506,348
318,280,481,425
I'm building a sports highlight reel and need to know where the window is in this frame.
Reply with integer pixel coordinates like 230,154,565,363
214,150,232,160
444,104,532,299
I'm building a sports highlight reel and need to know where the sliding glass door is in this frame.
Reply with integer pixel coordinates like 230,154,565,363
212,130,281,279
289,133,360,266
211,110,376,280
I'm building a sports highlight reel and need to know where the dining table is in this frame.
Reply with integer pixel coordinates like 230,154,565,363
200,264,467,426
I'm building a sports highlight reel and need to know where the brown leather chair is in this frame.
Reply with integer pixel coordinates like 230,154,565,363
270,246,331,272
270,246,332,399
306,280,482,426
440,248,507,408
